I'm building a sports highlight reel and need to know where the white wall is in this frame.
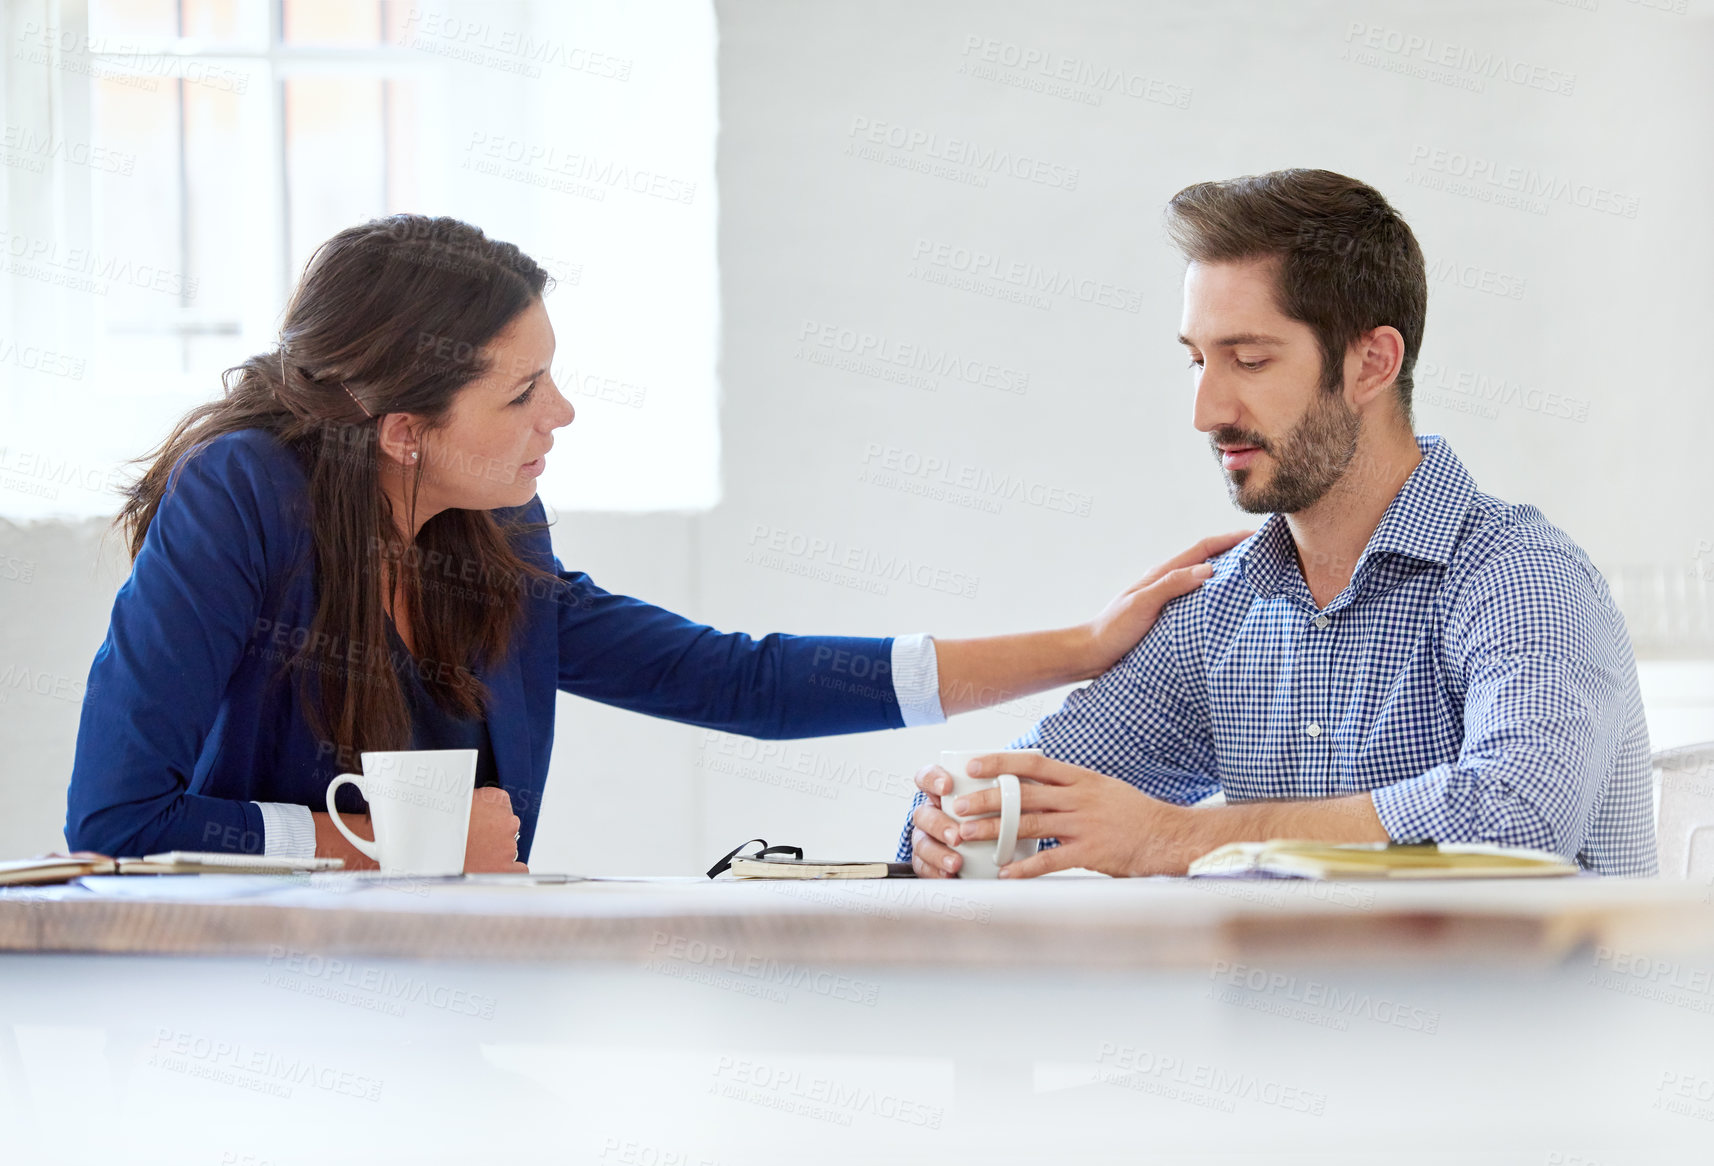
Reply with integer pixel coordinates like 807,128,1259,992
3,0,1711,873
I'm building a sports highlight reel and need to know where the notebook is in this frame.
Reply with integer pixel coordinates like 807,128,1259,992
1188,840,1579,880
726,856,914,880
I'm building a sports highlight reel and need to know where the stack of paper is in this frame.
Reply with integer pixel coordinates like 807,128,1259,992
0,851,342,886
0,854,116,886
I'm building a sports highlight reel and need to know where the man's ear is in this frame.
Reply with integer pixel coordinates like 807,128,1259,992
1346,325,1406,411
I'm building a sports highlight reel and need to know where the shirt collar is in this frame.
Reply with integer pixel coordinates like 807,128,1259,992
1238,434,1473,600
1236,514,1298,599
1355,434,1473,573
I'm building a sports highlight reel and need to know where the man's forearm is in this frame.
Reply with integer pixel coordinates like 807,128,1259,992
934,629,1099,717
1156,793,1389,874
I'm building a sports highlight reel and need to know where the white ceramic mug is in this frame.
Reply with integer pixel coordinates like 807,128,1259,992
325,749,477,875
938,748,1043,879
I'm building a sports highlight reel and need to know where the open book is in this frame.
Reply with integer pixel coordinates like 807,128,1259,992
1188,840,1579,880
0,851,343,887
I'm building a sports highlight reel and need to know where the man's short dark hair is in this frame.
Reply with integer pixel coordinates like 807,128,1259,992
1164,169,1427,420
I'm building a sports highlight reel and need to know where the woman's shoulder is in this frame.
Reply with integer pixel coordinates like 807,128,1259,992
182,426,305,476
170,427,307,499
160,427,311,554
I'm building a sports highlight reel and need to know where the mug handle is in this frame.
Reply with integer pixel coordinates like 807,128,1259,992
324,774,380,862
993,771,1022,867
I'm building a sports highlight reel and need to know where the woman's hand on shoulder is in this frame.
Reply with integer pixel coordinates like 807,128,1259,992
1078,530,1251,678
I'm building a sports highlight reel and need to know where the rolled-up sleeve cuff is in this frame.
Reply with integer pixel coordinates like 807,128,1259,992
896,789,928,861
891,633,946,728
1370,765,1456,844
1372,763,1576,859
254,801,317,859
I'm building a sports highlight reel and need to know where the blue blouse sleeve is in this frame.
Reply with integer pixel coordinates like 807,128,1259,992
554,566,905,739
64,437,274,856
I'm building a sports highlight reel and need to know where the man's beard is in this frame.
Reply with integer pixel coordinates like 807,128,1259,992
1211,389,1361,515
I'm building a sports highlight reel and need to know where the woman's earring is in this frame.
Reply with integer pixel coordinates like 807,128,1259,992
410,450,419,461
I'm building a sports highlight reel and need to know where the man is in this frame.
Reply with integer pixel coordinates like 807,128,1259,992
899,168,1655,878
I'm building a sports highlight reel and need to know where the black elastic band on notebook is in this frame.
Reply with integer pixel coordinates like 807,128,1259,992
705,838,804,879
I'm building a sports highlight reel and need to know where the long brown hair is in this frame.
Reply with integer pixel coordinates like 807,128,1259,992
1164,169,1427,419
112,214,565,763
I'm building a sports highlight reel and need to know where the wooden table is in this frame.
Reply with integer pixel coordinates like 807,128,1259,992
3,874,1712,1163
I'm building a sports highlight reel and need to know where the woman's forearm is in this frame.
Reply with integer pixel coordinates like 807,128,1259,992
933,628,1099,717
312,811,380,870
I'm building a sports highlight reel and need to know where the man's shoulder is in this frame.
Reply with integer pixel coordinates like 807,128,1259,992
1432,487,1620,639
1209,531,1262,581
1158,533,1257,614
1119,533,1260,663
1448,486,1602,588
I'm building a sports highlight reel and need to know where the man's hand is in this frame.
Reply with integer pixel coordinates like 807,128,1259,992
911,752,1192,879
1078,530,1251,680
909,764,969,878
466,787,528,873
913,752,1391,878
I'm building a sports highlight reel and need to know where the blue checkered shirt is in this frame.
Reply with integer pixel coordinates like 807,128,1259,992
899,435,1657,875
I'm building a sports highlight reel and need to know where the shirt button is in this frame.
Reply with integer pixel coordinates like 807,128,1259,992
1305,723,1323,738
1313,615,1331,629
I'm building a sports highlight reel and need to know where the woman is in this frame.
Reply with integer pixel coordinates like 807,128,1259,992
65,215,1239,872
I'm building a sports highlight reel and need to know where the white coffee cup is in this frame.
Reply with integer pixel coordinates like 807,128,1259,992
325,749,477,875
938,748,1043,879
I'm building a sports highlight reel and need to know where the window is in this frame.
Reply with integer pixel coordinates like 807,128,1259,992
0,0,719,519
